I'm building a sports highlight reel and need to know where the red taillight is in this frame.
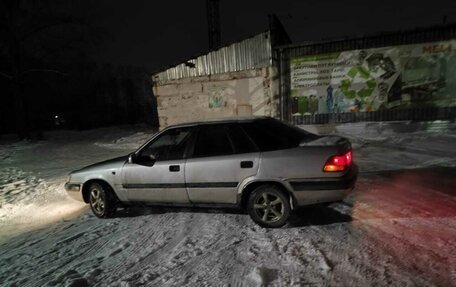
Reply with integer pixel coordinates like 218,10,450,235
323,151,352,172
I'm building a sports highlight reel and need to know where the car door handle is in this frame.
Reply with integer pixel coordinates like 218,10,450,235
240,161,253,168
169,165,180,172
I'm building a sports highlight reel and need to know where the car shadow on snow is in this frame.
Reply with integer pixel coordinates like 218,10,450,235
113,205,246,218
287,203,353,228
112,202,353,228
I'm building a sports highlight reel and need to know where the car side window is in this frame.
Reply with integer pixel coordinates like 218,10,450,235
139,127,193,161
240,119,307,151
192,125,234,158
225,124,258,154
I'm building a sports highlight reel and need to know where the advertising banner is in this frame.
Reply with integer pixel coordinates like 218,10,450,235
290,40,456,115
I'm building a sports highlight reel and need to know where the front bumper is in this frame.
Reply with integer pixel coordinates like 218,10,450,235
64,182,84,202
289,164,358,206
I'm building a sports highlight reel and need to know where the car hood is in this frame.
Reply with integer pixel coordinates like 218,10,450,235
72,155,128,174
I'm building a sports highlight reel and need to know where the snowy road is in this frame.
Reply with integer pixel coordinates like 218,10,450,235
0,122,455,286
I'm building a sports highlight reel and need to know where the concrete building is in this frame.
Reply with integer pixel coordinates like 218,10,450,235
152,32,276,128
151,16,290,128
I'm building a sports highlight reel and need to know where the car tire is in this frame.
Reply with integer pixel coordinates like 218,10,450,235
247,185,291,228
88,182,116,218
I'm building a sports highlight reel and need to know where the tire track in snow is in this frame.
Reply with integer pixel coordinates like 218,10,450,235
93,211,198,286
154,215,245,286
21,220,110,286
115,213,230,286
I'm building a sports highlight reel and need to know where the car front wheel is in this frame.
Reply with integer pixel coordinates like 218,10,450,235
88,182,116,218
247,185,291,228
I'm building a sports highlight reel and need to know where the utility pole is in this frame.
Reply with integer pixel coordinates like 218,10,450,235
207,0,221,50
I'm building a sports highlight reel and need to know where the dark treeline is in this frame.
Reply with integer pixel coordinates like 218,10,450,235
0,0,158,139
1,62,158,134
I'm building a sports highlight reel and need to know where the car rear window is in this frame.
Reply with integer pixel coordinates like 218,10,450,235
240,119,311,151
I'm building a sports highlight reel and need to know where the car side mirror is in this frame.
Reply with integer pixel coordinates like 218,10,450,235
128,153,137,164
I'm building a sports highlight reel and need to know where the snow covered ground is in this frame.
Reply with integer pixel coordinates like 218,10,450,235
0,121,455,286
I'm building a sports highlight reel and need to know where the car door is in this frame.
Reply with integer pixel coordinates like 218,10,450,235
121,126,195,203
185,123,260,204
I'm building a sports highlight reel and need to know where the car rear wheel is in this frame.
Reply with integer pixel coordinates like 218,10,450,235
88,182,116,218
247,185,291,228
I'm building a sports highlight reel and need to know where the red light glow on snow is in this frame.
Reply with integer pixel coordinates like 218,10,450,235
350,168,456,286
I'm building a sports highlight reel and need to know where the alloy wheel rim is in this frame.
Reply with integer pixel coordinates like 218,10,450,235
90,187,105,215
253,192,284,223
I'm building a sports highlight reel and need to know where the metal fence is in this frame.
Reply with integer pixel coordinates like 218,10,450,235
280,24,456,59
292,107,456,125
277,23,456,123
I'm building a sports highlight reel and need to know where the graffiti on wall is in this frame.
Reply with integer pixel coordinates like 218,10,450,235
290,40,456,115
208,88,225,108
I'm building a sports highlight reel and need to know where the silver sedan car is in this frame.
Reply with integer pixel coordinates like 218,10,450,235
65,117,357,228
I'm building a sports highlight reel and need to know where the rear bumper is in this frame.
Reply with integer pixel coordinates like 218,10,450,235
289,164,358,206
65,182,84,202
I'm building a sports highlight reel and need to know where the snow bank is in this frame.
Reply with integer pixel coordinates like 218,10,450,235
300,120,456,172
94,131,153,150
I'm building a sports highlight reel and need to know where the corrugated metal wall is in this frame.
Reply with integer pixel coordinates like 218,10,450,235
153,31,272,84
277,24,456,123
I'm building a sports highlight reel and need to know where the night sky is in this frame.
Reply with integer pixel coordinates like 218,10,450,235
93,0,456,72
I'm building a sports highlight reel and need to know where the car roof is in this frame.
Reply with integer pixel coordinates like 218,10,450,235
166,116,272,129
